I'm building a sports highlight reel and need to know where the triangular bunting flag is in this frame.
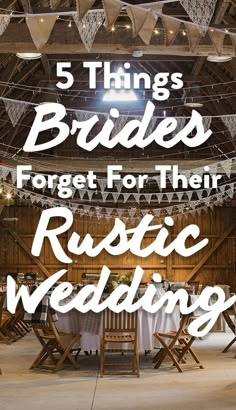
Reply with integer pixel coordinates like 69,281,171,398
166,192,174,203
127,6,149,37
176,192,183,202
26,16,57,49
133,193,140,203
76,0,96,19
112,192,120,202
208,29,225,56
196,190,203,200
4,99,28,127
222,115,236,138
98,179,107,192
0,12,11,36
162,16,181,46
202,116,212,132
87,190,95,201
185,22,202,52
138,11,158,45
78,189,86,200
221,158,233,178
180,0,218,36
74,10,104,51
123,193,130,203
144,193,152,204
102,0,123,30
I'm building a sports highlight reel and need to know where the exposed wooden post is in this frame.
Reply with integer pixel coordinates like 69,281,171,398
0,220,52,278
186,220,236,282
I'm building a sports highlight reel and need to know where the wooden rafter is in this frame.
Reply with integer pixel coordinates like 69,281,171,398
186,220,236,282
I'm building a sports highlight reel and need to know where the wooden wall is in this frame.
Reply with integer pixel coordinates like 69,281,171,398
0,205,236,290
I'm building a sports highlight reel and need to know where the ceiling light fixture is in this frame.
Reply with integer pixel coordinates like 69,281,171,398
184,101,204,108
16,53,42,60
207,55,232,63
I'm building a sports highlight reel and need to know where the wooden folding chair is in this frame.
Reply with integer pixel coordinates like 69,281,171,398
187,281,200,294
153,313,204,373
0,292,12,344
222,304,236,355
30,311,81,372
100,309,139,377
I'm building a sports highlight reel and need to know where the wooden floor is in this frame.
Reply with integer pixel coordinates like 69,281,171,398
0,332,236,410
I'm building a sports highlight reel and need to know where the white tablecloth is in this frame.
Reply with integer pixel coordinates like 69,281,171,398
56,306,180,351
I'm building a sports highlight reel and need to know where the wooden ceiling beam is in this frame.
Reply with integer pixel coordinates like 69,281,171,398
0,23,235,56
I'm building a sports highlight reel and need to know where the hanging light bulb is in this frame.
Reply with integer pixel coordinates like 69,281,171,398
6,193,12,200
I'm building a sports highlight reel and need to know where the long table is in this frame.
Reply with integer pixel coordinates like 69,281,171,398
56,306,180,351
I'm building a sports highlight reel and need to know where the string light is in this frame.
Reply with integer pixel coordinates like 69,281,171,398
169,30,174,34
40,18,44,23
154,29,159,35
111,26,115,32
68,20,72,28
6,193,12,199
125,24,131,29
182,30,187,36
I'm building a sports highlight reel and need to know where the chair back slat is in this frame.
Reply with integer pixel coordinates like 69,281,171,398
103,309,137,334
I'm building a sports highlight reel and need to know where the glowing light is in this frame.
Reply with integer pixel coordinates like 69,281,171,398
111,26,115,32
154,29,159,35
103,67,138,102
6,193,12,199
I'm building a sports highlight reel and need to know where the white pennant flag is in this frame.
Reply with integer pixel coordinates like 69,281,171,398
222,115,236,138
112,192,120,202
219,185,226,193
202,116,212,132
87,190,95,201
122,193,130,203
73,11,105,51
133,193,140,203
144,193,152,204
156,193,163,203
98,179,107,192
4,100,28,127
101,191,109,202
196,190,203,200
166,192,174,203
176,192,183,202
78,189,86,200
180,0,218,35
221,158,233,178
114,180,123,193
0,13,11,36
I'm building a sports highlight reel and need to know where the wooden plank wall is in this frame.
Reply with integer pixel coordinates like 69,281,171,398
0,206,235,290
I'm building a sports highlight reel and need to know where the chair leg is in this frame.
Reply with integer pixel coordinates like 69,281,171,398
100,338,104,377
222,337,236,353
53,338,80,372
